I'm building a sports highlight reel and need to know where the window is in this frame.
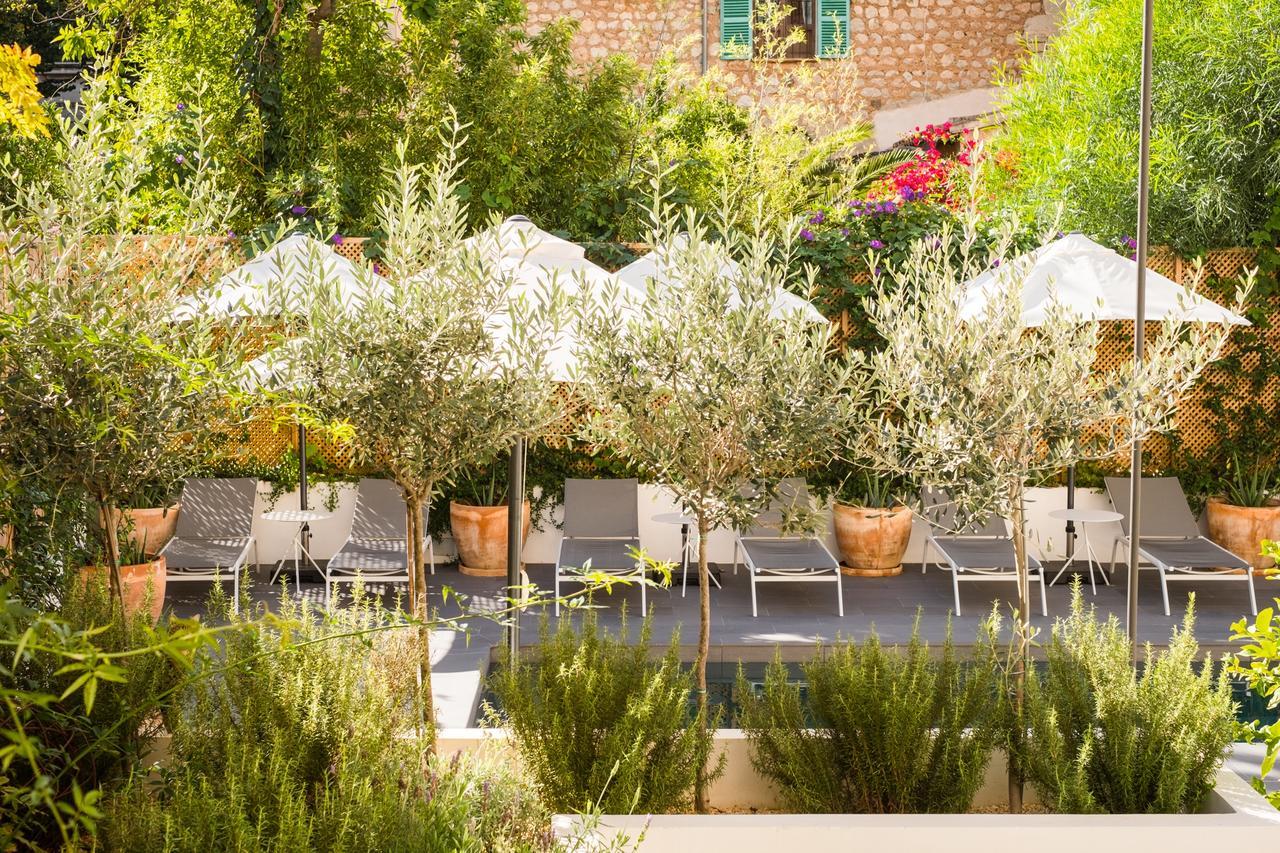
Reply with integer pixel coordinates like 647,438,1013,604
720,0,851,61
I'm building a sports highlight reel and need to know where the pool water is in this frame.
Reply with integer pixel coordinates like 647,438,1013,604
479,659,1277,729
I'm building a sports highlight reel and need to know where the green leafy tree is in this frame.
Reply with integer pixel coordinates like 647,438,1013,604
0,86,244,604
860,218,1244,810
577,178,865,810
992,0,1280,251
274,125,567,743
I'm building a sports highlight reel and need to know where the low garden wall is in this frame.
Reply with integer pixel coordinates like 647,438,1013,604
434,727,1280,848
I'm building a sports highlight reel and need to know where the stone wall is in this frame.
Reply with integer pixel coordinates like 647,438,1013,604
523,0,1058,137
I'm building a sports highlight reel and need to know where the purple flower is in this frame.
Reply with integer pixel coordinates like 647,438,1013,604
227,229,236,238
176,103,186,112
847,200,858,208
992,259,1002,268
1056,231,1066,239
291,205,307,216
372,262,382,274
174,154,185,165
883,201,898,214
852,208,864,218
809,211,825,225
800,228,816,241
869,239,885,250
1122,236,1137,250
840,227,849,237
332,234,344,245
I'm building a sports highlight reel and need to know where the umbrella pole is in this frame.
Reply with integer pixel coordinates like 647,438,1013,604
1126,0,1155,646
506,437,526,661
298,423,310,574
1065,464,1076,560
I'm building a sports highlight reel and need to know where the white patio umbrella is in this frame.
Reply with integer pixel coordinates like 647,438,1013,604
959,233,1249,327
958,232,1249,561
176,234,389,529
616,234,828,325
171,234,390,320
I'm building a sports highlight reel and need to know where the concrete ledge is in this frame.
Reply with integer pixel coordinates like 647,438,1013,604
552,771,1280,852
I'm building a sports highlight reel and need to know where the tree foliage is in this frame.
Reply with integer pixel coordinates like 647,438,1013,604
992,0,1280,251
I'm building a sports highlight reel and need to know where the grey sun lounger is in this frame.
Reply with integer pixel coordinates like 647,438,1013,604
554,478,644,615
324,478,431,607
735,479,843,618
1105,477,1257,616
159,478,259,613
921,487,1047,617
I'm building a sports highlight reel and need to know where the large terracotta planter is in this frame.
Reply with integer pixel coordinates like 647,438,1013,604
101,504,181,557
80,556,167,622
833,503,913,577
1206,497,1280,573
450,501,531,577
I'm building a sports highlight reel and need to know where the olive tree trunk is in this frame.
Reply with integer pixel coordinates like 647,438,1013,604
97,494,125,609
1007,480,1030,814
693,512,712,813
404,491,436,750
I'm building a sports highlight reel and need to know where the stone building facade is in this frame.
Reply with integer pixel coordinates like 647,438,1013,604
522,0,1060,146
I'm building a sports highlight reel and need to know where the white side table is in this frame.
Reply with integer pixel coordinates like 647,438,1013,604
652,512,721,597
262,509,332,588
1048,508,1124,594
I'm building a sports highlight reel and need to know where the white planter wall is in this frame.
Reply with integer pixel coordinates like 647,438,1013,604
242,483,1138,569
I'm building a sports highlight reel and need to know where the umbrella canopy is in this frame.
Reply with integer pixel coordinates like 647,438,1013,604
616,235,828,326
452,216,643,382
959,233,1249,327
172,234,389,320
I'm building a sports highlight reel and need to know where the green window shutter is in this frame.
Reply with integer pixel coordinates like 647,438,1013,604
720,0,752,60
817,0,850,58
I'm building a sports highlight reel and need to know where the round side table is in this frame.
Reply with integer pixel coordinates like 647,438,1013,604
1048,507,1124,594
652,512,721,597
262,509,331,588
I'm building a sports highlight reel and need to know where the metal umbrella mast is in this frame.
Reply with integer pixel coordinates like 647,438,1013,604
1127,0,1156,644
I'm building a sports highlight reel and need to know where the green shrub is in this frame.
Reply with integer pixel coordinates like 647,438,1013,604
105,591,552,852
1228,540,1280,808
487,609,719,814
1023,586,1236,813
993,0,1280,251
738,619,1001,813
0,578,185,849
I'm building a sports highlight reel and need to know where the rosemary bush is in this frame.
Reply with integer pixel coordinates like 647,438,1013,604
106,589,553,852
738,619,1001,813
1,579,181,849
1023,587,1236,814
487,609,719,814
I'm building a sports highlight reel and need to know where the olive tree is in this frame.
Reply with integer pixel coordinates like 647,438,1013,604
859,220,1246,810
275,128,567,741
0,87,242,606
576,185,865,811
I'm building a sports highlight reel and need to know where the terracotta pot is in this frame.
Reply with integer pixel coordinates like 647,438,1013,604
80,556,167,623
122,505,181,556
1206,497,1280,573
833,503,913,577
101,504,181,557
450,501,531,577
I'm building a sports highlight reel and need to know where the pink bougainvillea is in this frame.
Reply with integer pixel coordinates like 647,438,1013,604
867,122,978,209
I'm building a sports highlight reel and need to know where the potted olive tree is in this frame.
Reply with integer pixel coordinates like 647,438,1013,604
832,471,913,576
1207,457,1280,572
0,87,243,613
276,128,567,744
860,219,1244,811
577,178,866,811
